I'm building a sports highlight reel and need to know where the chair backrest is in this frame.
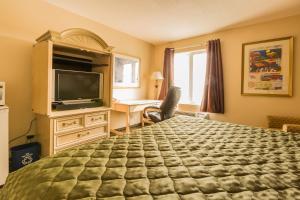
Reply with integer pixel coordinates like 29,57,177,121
160,86,181,120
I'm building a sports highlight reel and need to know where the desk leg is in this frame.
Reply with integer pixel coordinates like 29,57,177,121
125,111,130,134
141,111,144,127
110,129,124,136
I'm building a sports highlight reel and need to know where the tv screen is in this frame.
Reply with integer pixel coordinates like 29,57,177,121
54,70,101,101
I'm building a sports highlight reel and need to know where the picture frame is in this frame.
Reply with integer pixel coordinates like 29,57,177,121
113,53,140,88
241,36,293,96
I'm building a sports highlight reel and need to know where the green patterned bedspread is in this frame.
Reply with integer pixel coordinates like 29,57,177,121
1,116,300,200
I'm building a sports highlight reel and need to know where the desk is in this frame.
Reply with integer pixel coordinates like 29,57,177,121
112,100,160,134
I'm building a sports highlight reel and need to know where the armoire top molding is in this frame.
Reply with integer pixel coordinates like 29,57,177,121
36,28,114,53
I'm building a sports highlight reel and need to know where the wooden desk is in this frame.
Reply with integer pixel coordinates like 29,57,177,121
112,100,160,134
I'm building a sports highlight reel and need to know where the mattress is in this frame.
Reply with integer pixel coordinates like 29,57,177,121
1,115,300,200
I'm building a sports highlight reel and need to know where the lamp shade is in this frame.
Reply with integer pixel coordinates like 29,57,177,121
151,71,164,80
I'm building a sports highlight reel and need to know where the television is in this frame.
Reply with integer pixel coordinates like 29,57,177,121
53,70,103,102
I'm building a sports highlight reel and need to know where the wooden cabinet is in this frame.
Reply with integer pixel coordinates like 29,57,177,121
37,108,110,156
32,29,113,156
32,29,113,116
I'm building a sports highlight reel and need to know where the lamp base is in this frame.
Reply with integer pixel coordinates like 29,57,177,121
154,80,160,99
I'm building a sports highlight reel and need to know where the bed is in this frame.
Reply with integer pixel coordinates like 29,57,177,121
1,115,299,200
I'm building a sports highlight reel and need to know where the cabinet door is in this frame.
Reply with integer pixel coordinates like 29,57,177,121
0,107,8,185
32,41,53,115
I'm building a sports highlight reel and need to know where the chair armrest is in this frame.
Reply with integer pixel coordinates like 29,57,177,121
143,106,161,118
282,124,300,133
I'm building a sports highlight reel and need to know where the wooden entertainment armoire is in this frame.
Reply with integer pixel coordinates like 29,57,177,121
32,28,113,156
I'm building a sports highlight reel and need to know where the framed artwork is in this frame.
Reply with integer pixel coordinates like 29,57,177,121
241,36,293,96
113,54,140,88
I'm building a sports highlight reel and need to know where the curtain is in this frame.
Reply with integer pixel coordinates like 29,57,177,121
200,39,224,113
158,48,175,100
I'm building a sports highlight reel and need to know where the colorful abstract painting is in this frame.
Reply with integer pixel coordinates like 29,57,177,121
242,37,293,96
248,46,283,90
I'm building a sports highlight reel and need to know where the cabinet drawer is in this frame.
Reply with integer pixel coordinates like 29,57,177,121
54,115,84,133
55,127,106,148
85,112,107,127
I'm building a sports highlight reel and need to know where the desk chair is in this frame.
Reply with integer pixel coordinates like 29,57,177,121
143,86,181,124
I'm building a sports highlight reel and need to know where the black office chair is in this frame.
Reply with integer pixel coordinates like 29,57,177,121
143,86,181,123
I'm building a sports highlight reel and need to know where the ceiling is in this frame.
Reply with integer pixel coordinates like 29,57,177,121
47,0,300,44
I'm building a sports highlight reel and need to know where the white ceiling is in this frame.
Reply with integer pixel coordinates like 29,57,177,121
47,0,300,44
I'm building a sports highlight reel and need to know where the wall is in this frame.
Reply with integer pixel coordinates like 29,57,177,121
151,14,300,128
0,0,154,146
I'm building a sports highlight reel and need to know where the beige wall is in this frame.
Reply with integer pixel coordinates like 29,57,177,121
151,15,300,128
0,0,154,146
2,0,299,147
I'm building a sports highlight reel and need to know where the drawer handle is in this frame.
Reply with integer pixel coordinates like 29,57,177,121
62,121,77,127
91,116,104,122
77,132,90,138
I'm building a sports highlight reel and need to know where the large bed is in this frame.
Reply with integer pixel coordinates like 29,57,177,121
1,116,300,200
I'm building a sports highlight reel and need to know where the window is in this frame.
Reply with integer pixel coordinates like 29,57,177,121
174,50,207,104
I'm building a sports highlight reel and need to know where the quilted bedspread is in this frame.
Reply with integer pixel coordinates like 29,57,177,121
1,116,300,200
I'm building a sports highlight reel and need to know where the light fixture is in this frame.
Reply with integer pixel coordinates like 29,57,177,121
151,71,163,99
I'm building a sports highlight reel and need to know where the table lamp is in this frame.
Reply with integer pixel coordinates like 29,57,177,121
151,71,164,99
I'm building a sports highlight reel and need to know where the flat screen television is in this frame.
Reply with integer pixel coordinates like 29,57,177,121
53,70,103,102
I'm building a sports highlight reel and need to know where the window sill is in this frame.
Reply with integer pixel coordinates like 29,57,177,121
178,103,201,106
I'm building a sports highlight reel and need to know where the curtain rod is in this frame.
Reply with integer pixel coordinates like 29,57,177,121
171,42,208,51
